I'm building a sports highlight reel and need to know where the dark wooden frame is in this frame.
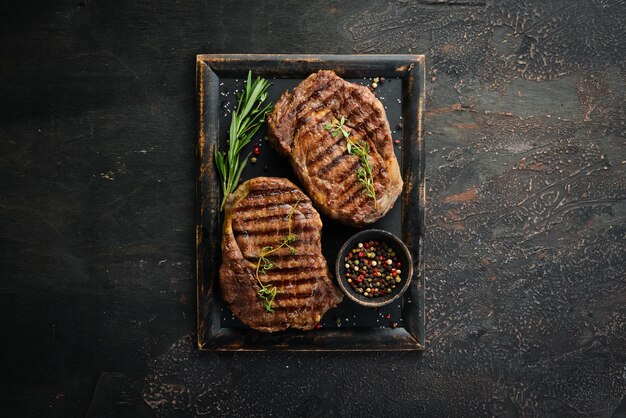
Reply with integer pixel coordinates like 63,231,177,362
196,54,425,351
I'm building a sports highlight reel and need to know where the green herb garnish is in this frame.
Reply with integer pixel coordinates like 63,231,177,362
323,116,350,139
348,139,377,208
254,200,301,312
214,71,274,210
323,116,377,208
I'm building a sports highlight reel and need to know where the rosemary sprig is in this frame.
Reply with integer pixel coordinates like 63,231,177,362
254,200,301,312
323,116,377,208
214,71,274,211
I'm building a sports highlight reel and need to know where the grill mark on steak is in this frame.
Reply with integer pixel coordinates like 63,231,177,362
239,191,302,203
255,254,318,263
305,130,346,167
233,207,315,223
290,86,338,126
273,295,319,309
245,187,300,199
323,149,356,177
232,210,313,232
338,178,367,207
345,188,371,212
294,88,342,126
316,152,351,178
342,104,369,128
258,264,327,281
239,243,321,261
274,291,319,301
293,77,341,113
232,222,318,237
332,158,361,184
292,73,352,123
337,92,378,123
350,118,384,142
236,234,317,252
265,277,320,287
294,105,329,127
261,271,326,285
271,305,318,314
345,170,388,211
234,198,303,212
249,256,325,271
266,265,318,275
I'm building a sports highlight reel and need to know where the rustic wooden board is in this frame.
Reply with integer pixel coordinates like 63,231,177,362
196,54,425,351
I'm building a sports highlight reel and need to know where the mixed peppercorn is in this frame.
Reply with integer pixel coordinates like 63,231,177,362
343,240,402,298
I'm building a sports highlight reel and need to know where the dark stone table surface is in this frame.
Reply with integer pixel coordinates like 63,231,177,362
1,1,624,416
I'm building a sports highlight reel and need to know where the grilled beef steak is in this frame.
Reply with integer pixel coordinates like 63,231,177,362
267,70,403,226
219,177,342,333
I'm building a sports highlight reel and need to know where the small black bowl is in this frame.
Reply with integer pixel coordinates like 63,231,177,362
335,229,413,308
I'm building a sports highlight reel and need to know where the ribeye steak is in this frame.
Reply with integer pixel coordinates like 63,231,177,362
219,177,342,333
267,70,403,226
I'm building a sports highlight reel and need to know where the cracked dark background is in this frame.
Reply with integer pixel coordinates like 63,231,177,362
1,0,624,416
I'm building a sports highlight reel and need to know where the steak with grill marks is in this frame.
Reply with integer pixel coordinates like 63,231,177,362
219,177,342,333
267,70,403,226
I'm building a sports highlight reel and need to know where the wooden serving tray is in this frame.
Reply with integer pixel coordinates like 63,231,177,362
196,54,425,351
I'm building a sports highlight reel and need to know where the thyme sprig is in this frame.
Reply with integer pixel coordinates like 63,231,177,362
214,71,274,211
254,200,301,312
347,139,377,208
323,116,377,208
323,116,350,139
